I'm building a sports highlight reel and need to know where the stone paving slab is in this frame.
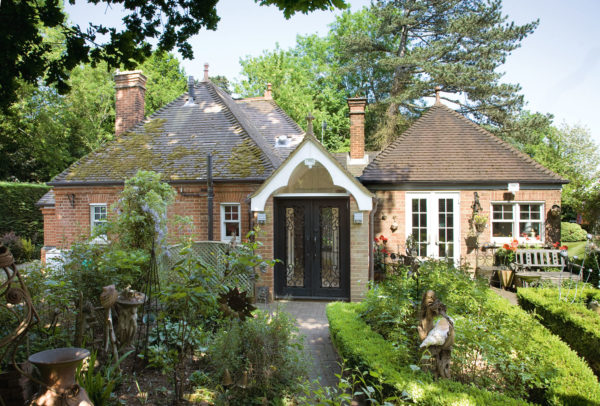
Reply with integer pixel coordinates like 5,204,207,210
257,300,341,388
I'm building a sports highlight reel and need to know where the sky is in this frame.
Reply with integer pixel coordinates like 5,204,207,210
65,0,600,146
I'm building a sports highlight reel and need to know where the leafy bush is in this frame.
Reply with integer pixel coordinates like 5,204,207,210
517,287,600,375
207,310,307,404
0,181,49,246
561,221,587,242
327,302,528,405
350,261,600,405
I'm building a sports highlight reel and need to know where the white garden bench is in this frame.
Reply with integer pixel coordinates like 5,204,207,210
512,249,569,287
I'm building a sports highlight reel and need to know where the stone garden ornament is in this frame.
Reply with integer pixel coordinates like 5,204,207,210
418,290,455,379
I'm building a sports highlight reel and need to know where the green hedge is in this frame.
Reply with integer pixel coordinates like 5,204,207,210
328,297,600,406
561,222,587,242
517,287,600,376
327,302,530,406
0,182,49,246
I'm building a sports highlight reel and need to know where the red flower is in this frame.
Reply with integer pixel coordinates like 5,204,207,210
382,249,389,255
553,241,560,248
374,237,380,243
380,235,388,243
503,243,511,250
560,245,568,251
536,235,541,241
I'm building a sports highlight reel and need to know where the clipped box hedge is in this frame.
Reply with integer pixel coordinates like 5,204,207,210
517,287,600,376
327,302,530,406
328,298,600,406
0,182,49,245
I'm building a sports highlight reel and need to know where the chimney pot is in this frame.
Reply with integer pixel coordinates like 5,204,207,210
435,86,441,104
114,70,147,136
203,63,209,82
264,83,273,99
347,97,367,161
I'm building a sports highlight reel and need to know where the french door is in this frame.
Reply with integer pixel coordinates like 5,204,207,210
274,198,350,299
406,193,460,262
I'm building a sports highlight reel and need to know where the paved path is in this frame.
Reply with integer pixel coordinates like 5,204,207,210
258,300,340,388
490,286,518,305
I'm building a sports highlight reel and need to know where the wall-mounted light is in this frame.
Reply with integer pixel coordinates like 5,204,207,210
353,212,363,224
67,194,75,208
257,212,267,225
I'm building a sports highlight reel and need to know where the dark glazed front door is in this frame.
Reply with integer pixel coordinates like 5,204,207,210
274,198,350,299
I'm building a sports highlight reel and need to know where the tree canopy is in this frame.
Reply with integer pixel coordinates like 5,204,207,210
0,0,346,110
0,51,186,183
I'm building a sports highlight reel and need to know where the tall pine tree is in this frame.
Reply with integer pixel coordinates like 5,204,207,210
334,0,538,148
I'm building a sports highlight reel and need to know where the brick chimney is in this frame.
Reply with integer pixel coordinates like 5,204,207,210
115,70,147,136
348,97,367,161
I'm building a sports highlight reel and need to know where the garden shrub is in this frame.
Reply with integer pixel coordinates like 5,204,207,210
561,221,587,242
0,181,49,247
517,287,600,376
207,310,307,404
340,260,600,405
327,302,529,405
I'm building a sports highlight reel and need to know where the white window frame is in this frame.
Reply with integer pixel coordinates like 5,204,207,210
90,203,108,244
490,201,545,244
220,203,241,242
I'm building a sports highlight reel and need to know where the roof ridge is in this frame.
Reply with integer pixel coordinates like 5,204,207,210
208,83,282,169
437,104,566,181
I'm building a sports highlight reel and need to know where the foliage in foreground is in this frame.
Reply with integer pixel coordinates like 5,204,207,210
206,310,307,404
327,301,528,405
561,221,588,242
517,287,600,376
329,260,600,405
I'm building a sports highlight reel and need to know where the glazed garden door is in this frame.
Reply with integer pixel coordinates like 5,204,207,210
274,198,350,299
406,192,460,262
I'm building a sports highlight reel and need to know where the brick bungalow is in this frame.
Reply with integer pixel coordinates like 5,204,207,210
38,67,567,301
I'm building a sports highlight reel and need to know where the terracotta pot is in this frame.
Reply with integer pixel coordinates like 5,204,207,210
28,348,92,406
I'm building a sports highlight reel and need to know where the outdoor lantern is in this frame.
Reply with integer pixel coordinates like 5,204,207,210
353,212,363,224
257,212,267,224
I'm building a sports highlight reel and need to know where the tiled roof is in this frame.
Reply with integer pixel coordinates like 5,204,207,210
35,190,55,207
49,82,304,185
332,152,381,177
360,103,568,185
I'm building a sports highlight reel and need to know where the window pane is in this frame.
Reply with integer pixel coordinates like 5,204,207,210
520,221,542,238
492,222,512,237
225,222,239,238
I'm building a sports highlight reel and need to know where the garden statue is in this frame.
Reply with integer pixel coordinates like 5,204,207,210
100,285,119,360
418,290,454,379
116,288,146,350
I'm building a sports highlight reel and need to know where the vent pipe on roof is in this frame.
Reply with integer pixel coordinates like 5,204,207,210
184,76,196,107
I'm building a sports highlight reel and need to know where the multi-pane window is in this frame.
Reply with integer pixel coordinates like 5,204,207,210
491,203,544,242
90,204,107,234
221,204,241,242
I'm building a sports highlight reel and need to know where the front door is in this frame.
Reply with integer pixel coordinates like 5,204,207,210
274,198,350,299
406,193,460,262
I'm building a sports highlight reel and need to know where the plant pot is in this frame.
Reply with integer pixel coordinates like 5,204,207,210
498,269,514,290
28,347,92,406
475,223,486,234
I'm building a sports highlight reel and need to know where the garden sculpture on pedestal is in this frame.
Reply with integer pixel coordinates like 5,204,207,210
418,290,455,379
116,288,146,350
100,284,119,360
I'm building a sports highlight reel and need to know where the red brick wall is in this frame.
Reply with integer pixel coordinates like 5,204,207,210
42,183,261,250
115,71,146,136
373,188,562,270
348,98,367,160
254,197,274,300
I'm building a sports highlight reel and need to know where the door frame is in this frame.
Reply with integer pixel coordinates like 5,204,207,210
273,197,350,300
405,192,461,263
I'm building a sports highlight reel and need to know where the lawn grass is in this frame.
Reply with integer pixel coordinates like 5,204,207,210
567,241,587,259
